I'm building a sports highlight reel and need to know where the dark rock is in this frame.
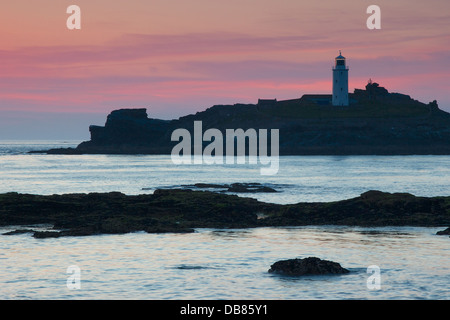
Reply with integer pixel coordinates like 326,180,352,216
268,257,349,276
33,231,62,239
143,225,195,234
2,229,35,235
227,183,277,193
181,182,278,193
259,190,449,227
192,183,228,189
436,227,450,235
0,190,449,238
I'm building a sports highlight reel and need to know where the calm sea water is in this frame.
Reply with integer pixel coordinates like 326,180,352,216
0,141,449,300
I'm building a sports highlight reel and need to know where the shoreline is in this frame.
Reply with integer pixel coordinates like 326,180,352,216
1,189,449,238
28,146,450,156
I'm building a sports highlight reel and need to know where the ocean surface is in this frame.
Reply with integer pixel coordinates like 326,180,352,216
0,140,449,300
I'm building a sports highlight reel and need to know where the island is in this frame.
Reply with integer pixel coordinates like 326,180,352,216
31,82,450,156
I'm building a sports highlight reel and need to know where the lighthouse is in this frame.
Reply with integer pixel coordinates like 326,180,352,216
332,51,349,106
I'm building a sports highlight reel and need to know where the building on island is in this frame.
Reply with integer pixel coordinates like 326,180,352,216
258,51,352,107
332,51,349,106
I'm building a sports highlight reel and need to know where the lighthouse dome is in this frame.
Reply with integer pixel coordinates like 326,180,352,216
336,50,345,60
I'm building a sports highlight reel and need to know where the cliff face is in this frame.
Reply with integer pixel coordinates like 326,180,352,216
44,84,450,155
77,108,173,154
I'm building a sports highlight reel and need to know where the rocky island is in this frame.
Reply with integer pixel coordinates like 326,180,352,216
1,189,449,238
32,82,450,156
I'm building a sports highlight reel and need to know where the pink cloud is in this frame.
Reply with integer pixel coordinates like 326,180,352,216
1,28,450,117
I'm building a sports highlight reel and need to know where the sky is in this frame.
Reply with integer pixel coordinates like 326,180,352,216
0,0,449,139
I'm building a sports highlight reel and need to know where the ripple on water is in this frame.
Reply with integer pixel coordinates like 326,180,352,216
0,225,449,299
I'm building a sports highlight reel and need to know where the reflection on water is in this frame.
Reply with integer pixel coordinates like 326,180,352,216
0,225,448,300
1,141,450,204
173,264,224,270
210,229,253,239
0,142,449,299
314,226,418,238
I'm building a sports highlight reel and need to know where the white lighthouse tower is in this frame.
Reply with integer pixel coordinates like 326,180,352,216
332,51,349,106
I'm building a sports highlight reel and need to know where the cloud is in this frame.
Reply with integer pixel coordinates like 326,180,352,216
1,29,449,116
0,32,325,67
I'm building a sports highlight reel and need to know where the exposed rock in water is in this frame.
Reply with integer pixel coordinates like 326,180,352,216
227,183,278,193
0,190,449,238
31,222,195,238
33,231,62,239
436,227,450,235
2,229,35,235
189,183,228,189
181,182,278,193
268,257,350,276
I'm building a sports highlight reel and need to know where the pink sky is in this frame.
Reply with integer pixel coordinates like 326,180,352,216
1,0,449,138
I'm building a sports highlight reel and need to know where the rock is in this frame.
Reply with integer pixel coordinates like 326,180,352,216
436,227,450,235
182,182,278,193
0,190,449,238
143,225,195,234
2,229,35,235
192,183,227,189
268,257,349,276
33,231,62,239
227,183,278,193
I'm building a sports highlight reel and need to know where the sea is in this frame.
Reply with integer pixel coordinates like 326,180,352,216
0,140,449,300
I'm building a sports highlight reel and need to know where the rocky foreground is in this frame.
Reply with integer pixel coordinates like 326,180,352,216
0,189,449,238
